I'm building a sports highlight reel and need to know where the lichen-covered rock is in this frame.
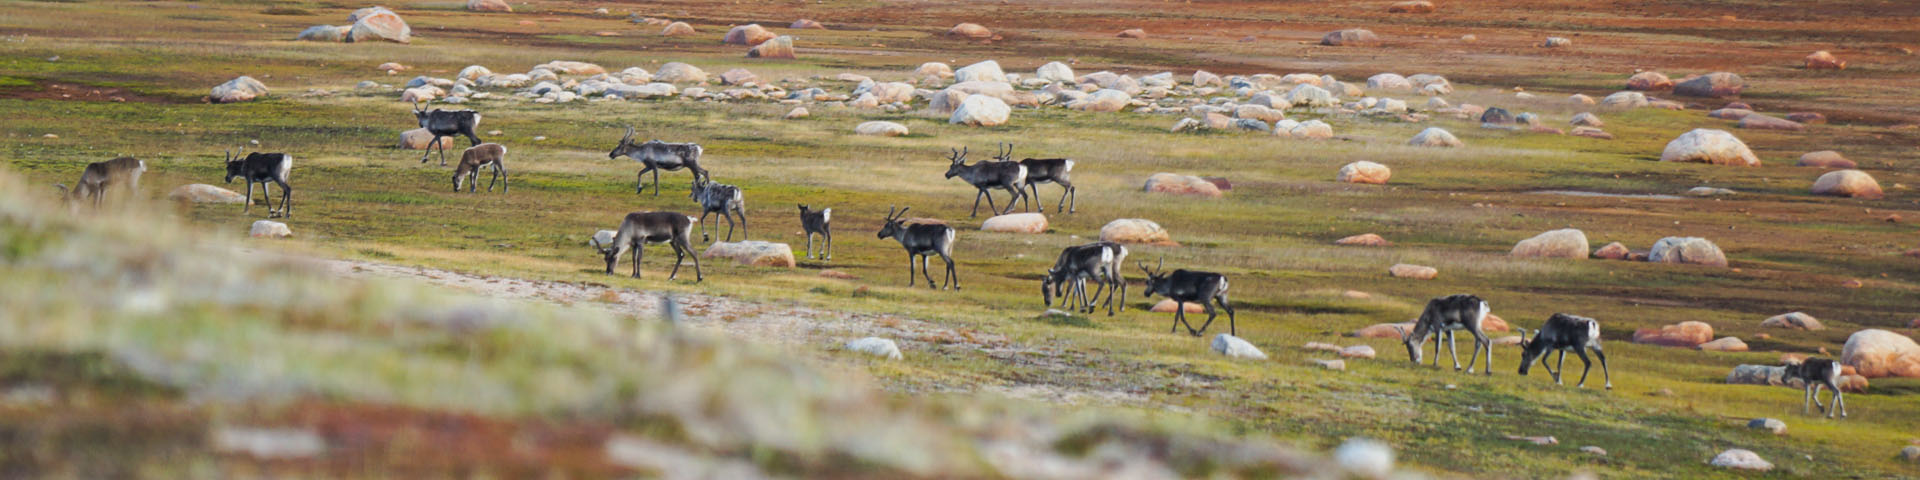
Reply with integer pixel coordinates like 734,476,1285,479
1409,127,1461,147
1387,1,1435,13
1796,151,1855,169
1804,51,1846,70
1710,449,1772,471
723,24,776,46
1067,88,1131,112
949,95,1010,126
1810,170,1883,199
399,128,458,149
1335,233,1391,247
1511,228,1589,259
1591,242,1629,260
654,62,707,83
1212,334,1267,360
1388,264,1437,280
1144,173,1223,197
1100,218,1174,245
661,21,696,36
347,7,410,44
1660,129,1758,166
980,213,1047,234
1337,161,1390,185
1601,91,1648,108
1626,71,1673,90
1035,61,1075,83
853,121,908,137
747,36,795,59
296,25,350,42
467,0,511,12
954,60,1007,84
1648,236,1728,267
1321,29,1379,46
1761,312,1825,331
1673,72,1745,98
168,184,248,204
249,220,292,238
702,241,797,267
1633,321,1713,347
210,76,268,104
1699,337,1749,352
1841,329,1920,378
947,23,992,40
1738,114,1804,131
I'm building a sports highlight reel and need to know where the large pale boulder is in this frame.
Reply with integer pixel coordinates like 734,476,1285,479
1699,337,1749,352
1388,264,1437,280
210,76,268,104
399,128,458,149
1511,228,1589,259
1632,321,1713,347
947,23,992,40
1409,127,1462,147
1673,72,1745,98
954,60,1007,83
980,213,1047,234
1035,61,1075,83
1570,112,1603,127
1100,219,1173,245
1192,70,1223,87
467,0,511,12
1284,84,1337,108
1337,161,1390,185
845,337,903,360
1152,299,1207,313
950,95,1010,126
1626,71,1672,90
869,82,915,103
915,62,954,79
661,22,696,36
747,36,795,59
347,7,410,44
1760,312,1824,330
702,241,797,267
1710,449,1772,472
1321,29,1380,46
1600,91,1648,108
249,220,292,238
1144,173,1223,197
167,184,247,204
1288,120,1333,139
718,68,759,85
1660,129,1758,166
1841,329,1920,378
1366,74,1413,92
296,25,350,42
790,19,824,29
1796,151,1855,168
723,24,775,46
1648,236,1727,267
854,121,908,137
653,62,707,83
1804,50,1846,70
1810,170,1882,199
1067,89,1131,112
1355,322,1415,339
1212,334,1268,360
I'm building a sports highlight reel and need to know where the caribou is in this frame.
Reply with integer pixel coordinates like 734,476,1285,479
1783,357,1847,418
1394,294,1493,375
1516,313,1612,389
609,126,708,196
55,156,145,210
689,178,746,242
877,206,958,289
224,147,294,218
1138,259,1235,336
1042,242,1127,316
412,101,482,166
592,211,702,282
943,147,1028,218
798,204,832,260
992,143,1077,214
452,143,508,193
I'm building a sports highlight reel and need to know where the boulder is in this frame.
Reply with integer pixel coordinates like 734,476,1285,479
1284,84,1338,108
1340,345,1376,359
1541,37,1571,48
1810,169,1882,199
790,19,824,29
1786,112,1826,124
1321,29,1380,46
1479,107,1514,125
1761,312,1824,330
1151,299,1207,313
947,23,992,40
1570,112,1603,127
1601,91,1648,108
1212,334,1267,360
661,21,696,36
1355,322,1415,339
167,184,247,204
1170,118,1206,133
399,128,458,149
1511,228,1589,259
1708,108,1754,120
702,241,797,267
1388,264,1437,280
1660,129,1758,166
1632,321,1713,347
1409,127,1462,147
1035,61,1075,82
1699,337,1749,352
1143,173,1223,197
1902,446,1920,462
854,121,908,137
915,62,954,79
347,7,410,44
1304,342,1344,353
718,68,758,85
1626,71,1673,90
1234,104,1286,123
980,213,1046,234
457,65,493,81
249,220,292,238
1387,1,1435,13
1796,151,1855,168
210,76,268,104
748,36,795,59
784,107,809,119
1100,218,1174,245
1288,120,1334,139
1727,364,1785,385
1192,70,1223,87
1738,114,1804,131
296,25,350,42
954,60,1008,84
467,0,511,12
1337,161,1391,185
1710,449,1772,472
1673,72,1745,98
654,62,707,83
1841,329,1920,378
1366,73,1413,92
723,24,775,46
1570,127,1613,140
1592,242,1630,260
1116,28,1147,39
1805,50,1846,70
1648,236,1728,267
950,95,1010,126
1066,89,1131,112
1568,94,1595,105
1314,359,1347,371
1747,418,1787,435
1335,233,1391,247
845,337,903,360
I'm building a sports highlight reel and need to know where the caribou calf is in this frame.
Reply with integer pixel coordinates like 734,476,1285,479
1138,259,1234,336
877,206,958,289
609,126,708,196
992,143,1076,214
452,143,508,193
943,147,1027,218
55,156,145,210
798,204,832,260
689,178,746,242
413,102,482,166
1042,242,1127,316
1394,294,1493,375
1517,313,1612,389
224,147,294,218
1784,357,1847,418
592,211,702,282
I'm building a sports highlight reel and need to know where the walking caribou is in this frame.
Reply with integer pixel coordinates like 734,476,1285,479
992,143,1077,214
877,206,958,289
224,147,294,218
1783,357,1847,418
1041,242,1127,316
1516,313,1612,389
413,101,482,166
943,147,1027,218
689,178,746,242
1138,259,1235,336
798,204,832,260
609,126,708,196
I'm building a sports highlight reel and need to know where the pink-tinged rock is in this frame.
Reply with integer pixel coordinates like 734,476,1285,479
1797,151,1855,168
1699,337,1749,352
1592,242,1630,260
1633,321,1714,347
1388,264,1437,280
1805,50,1846,70
1738,114,1805,131
1810,169,1883,199
1151,299,1208,313
1626,71,1672,90
1842,329,1920,378
1355,323,1414,339
723,24,776,46
1335,233,1391,247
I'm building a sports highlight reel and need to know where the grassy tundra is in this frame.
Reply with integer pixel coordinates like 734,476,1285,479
3,0,1919,477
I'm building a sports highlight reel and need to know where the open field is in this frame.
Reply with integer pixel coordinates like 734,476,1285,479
3,0,1919,477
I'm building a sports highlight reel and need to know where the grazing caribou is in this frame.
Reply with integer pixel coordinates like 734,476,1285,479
877,206,958,289
609,126,708,196
689,178,746,242
452,143,508,193
224,147,294,218
992,143,1077,214
943,147,1027,218
798,204,832,260
55,156,145,210
1138,259,1235,336
1516,313,1612,389
1042,242,1127,316
413,101,482,166
1394,294,1493,375
1783,357,1847,418
592,211,702,282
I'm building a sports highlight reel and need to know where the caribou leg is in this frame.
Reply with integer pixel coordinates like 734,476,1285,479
941,251,958,290
275,178,292,218
631,241,645,278
1465,330,1490,374
823,230,832,260
636,166,656,195
243,181,255,215
1590,347,1612,389
920,255,937,288
1448,330,1463,371
1573,349,1594,388
905,253,917,287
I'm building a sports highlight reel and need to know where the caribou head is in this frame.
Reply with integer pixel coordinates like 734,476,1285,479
608,125,638,159
876,205,909,239
223,146,245,184
942,147,970,179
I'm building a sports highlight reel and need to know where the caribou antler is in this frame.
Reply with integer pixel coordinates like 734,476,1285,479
621,125,636,144
1391,324,1410,341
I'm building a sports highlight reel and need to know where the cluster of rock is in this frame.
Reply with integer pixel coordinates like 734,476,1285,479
296,7,410,43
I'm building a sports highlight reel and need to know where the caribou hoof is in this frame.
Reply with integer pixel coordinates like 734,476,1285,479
1605,384,1613,390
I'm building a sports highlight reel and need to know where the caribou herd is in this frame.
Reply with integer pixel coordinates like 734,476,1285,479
47,96,1857,420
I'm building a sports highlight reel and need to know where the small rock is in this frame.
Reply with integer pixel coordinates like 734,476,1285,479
1747,418,1787,435
1151,299,1207,314
1333,438,1393,477
210,426,325,460
1100,218,1174,245
1335,233,1391,247
1505,435,1559,446
854,121,908,137
1409,127,1462,147
1811,170,1883,199
1805,50,1846,70
1337,161,1391,185
784,107,809,119
1634,321,1714,347
1304,342,1343,353
1710,449,1773,471
701,241,797,267
1389,264,1437,280
980,213,1047,234
1511,228,1590,259
1900,445,1920,462
1355,323,1415,339
249,221,292,238
1797,151,1856,169
1339,345,1376,359
1592,242,1630,260
845,337,903,360
1581,446,1607,456
1761,312,1825,330
1211,334,1267,360
168,184,248,204
1314,359,1347,371
1144,173,1223,197
1699,336,1749,352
